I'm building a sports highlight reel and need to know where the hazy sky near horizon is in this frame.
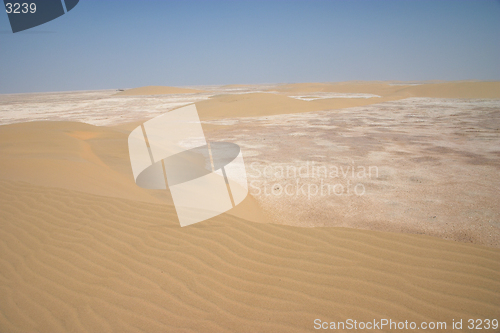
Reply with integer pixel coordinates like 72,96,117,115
0,0,499,94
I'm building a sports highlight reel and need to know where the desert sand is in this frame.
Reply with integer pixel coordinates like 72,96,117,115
0,82,499,332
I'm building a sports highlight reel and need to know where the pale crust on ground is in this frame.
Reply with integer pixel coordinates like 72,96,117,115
115,85,205,96
203,98,500,248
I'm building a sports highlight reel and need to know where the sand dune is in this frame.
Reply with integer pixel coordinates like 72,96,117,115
271,81,500,99
271,81,403,96
196,93,399,119
116,85,205,96
0,121,163,203
197,93,318,119
391,81,500,99
0,121,266,223
1,179,499,332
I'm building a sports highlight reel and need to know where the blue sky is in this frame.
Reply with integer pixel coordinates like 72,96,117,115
0,0,499,94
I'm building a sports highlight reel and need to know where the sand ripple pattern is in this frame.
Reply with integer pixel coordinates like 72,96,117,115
1,180,499,332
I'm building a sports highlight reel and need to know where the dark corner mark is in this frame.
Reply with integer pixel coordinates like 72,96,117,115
3,0,79,33
64,0,79,12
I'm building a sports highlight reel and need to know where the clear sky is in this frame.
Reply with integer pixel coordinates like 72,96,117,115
0,0,499,94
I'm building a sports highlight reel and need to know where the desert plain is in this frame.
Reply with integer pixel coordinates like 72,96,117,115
0,81,499,332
